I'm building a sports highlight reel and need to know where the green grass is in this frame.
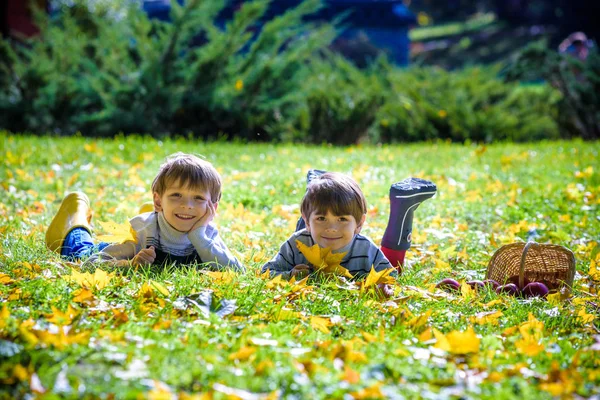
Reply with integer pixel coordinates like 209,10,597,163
1,132,599,398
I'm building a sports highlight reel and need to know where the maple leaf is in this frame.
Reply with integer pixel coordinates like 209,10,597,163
0,273,13,284
0,306,10,331
310,316,332,333
295,240,352,278
202,270,236,284
434,327,480,354
589,254,600,282
342,366,360,384
350,383,385,399
72,288,95,304
45,304,79,326
363,266,395,288
471,310,503,326
515,337,544,356
96,220,137,244
228,346,256,361
64,268,114,291
266,274,286,289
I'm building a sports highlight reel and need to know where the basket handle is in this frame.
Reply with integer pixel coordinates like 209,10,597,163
519,241,535,288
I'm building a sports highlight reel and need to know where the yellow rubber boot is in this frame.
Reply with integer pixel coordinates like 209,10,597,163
138,202,155,214
45,192,93,252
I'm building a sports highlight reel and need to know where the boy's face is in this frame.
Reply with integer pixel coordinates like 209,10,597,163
303,210,366,251
153,181,217,232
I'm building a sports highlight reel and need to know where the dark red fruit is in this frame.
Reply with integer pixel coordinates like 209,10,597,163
482,279,500,290
496,283,519,296
436,278,460,292
467,280,485,290
522,282,549,298
375,283,394,299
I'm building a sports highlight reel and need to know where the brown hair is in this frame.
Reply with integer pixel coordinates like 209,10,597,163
300,172,367,222
151,153,222,202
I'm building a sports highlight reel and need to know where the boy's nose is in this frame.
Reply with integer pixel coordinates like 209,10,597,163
184,198,194,208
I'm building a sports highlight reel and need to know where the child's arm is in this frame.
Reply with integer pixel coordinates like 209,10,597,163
262,236,304,279
347,236,396,278
188,226,244,271
86,241,138,266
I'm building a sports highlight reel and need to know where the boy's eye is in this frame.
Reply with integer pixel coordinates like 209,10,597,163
195,196,205,201
339,217,349,222
315,216,326,221
170,193,181,198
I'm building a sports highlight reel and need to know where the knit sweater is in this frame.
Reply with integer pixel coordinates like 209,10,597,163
262,229,394,279
89,212,243,271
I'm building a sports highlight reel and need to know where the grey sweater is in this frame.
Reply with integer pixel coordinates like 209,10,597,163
89,212,243,271
262,229,394,279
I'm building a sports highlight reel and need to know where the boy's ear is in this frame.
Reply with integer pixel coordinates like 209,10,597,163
301,213,310,232
153,192,162,212
355,214,366,234
213,201,219,212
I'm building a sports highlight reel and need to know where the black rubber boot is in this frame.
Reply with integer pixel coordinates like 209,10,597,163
381,177,437,271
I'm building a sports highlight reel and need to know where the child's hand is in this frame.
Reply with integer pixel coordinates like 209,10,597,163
132,246,156,266
291,264,312,278
189,201,217,233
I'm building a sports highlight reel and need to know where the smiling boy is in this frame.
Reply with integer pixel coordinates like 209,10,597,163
45,153,243,270
262,172,394,279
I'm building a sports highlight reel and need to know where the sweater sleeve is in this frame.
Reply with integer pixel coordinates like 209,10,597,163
261,235,302,279
344,235,396,279
85,241,138,265
188,225,244,272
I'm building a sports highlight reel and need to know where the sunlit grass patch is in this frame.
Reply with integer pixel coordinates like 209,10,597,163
1,132,599,398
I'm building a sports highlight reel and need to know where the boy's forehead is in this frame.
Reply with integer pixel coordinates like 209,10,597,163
164,179,208,193
311,209,351,217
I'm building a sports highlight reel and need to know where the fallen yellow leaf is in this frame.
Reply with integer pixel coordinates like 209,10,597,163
434,326,480,354
363,266,395,288
310,316,332,334
96,220,137,244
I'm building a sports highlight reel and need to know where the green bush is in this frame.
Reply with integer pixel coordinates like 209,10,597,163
278,53,386,144
0,1,576,143
505,41,600,140
0,0,335,138
374,65,561,143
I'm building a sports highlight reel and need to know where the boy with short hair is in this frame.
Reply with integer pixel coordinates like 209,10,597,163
262,172,394,279
45,153,243,271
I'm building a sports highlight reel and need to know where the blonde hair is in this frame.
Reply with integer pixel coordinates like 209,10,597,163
151,153,222,202
300,172,367,222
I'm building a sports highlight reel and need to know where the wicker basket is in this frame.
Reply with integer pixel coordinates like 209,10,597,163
486,241,576,292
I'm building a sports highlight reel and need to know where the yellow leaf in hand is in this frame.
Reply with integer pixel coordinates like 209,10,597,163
96,220,137,244
296,241,325,267
296,240,352,278
319,247,346,268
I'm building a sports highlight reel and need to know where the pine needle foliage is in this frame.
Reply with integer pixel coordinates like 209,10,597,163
505,41,600,140
0,0,335,138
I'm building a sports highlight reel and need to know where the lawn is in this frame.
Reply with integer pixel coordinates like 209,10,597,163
1,132,599,399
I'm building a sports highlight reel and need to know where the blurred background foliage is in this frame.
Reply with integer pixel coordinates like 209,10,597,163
0,0,598,143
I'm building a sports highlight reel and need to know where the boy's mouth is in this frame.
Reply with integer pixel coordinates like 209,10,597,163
321,236,342,241
175,214,196,220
